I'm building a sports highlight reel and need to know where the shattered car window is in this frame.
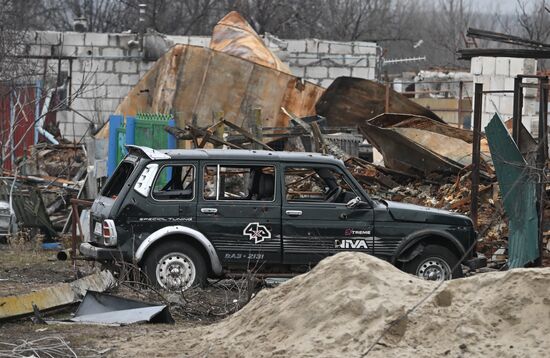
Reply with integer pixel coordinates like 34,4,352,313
204,165,275,201
101,161,135,198
285,167,357,203
152,165,195,200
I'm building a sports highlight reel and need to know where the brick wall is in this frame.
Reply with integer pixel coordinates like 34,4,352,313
471,56,538,133
24,31,378,142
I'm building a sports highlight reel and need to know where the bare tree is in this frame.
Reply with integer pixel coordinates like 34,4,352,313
41,0,135,32
516,0,550,43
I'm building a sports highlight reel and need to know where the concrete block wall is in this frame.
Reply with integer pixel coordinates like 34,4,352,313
264,36,377,88
471,56,538,133
25,31,155,141
25,31,378,142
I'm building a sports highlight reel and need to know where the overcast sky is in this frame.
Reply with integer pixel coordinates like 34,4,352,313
412,0,525,14
474,0,519,13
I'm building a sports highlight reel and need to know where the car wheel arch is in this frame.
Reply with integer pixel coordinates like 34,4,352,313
135,226,222,276
392,229,465,265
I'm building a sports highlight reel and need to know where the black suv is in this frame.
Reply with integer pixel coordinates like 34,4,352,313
80,146,485,290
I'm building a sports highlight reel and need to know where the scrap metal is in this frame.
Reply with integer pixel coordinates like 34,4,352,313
0,271,115,320
96,12,324,142
65,291,174,325
485,114,539,267
359,113,493,177
315,77,443,127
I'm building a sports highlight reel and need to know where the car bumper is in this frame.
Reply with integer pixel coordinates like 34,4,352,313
79,242,124,261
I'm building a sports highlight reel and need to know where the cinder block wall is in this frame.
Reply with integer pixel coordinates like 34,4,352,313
471,56,538,133
23,31,378,142
264,36,378,88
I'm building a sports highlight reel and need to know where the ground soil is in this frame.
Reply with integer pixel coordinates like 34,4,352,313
2,246,550,358
0,245,250,357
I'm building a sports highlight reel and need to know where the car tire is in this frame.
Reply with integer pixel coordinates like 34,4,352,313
403,244,463,281
143,241,207,291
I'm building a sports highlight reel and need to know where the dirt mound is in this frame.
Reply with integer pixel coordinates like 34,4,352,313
113,252,550,357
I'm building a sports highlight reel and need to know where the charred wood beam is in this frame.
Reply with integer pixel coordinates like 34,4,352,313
467,28,550,50
222,119,273,151
458,48,550,60
164,125,243,149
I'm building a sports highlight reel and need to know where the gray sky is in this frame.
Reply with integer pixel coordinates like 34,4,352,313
413,0,525,14
472,0,520,13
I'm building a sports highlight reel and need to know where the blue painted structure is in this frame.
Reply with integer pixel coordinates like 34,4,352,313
107,114,176,177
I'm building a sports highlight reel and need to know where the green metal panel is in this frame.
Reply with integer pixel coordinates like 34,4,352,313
485,114,539,268
134,113,172,149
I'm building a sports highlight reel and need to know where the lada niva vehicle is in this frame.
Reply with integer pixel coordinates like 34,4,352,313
80,146,486,290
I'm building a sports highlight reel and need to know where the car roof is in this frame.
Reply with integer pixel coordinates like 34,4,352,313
126,145,343,165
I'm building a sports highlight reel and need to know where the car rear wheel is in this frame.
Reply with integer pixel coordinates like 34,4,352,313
143,241,207,291
403,245,463,281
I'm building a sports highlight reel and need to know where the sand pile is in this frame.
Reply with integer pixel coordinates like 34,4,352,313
114,252,550,357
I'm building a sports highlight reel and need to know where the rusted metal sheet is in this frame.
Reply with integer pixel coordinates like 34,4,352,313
209,11,291,74
316,77,443,127
360,113,492,176
99,44,323,142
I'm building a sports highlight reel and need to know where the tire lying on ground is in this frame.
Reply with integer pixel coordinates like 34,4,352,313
143,241,207,290
403,244,463,280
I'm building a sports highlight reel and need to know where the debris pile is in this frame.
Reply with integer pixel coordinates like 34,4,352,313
0,144,86,238
113,252,550,357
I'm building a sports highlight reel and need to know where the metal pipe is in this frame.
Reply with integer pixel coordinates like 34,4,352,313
512,76,522,148
536,77,549,266
384,83,390,112
458,81,463,128
470,83,483,229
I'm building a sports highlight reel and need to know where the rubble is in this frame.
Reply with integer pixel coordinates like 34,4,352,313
95,12,324,140
360,113,493,176
0,271,115,320
0,144,87,237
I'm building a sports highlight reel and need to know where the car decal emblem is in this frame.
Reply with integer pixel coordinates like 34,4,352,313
243,222,271,244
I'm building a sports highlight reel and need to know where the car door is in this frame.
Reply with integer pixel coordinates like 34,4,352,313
124,161,199,246
196,161,281,266
281,163,374,265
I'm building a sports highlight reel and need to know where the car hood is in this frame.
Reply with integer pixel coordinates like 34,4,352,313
380,200,473,226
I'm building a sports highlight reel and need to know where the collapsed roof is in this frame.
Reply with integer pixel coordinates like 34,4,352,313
97,11,323,139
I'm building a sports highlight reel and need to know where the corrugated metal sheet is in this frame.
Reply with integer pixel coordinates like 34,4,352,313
485,114,539,268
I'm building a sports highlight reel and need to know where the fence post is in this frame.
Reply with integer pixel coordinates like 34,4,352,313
126,116,135,146
167,117,176,149
252,108,263,149
107,115,123,177
470,83,483,229
536,77,549,266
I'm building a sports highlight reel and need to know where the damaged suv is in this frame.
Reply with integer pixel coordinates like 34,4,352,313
80,146,485,290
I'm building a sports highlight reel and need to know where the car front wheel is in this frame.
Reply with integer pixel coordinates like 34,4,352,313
143,241,207,291
403,245,463,281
